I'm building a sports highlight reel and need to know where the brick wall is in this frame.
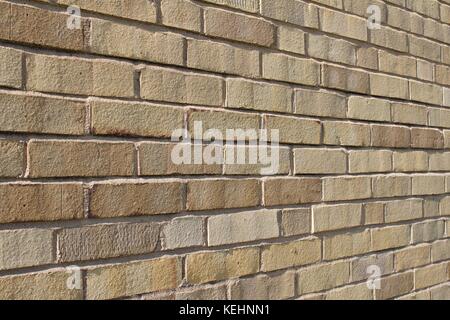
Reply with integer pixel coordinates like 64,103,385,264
0,0,449,300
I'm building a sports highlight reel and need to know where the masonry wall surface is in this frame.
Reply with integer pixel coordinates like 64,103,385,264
0,0,449,300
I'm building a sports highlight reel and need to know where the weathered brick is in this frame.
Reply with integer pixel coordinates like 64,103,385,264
349,150,392,173
140,66,224,106
322,176,371,201
294,148,347,174
325,283,373,300
175,284,227,300
0,184,83,224
208,209,279,246
412,220,445,244
409,35,441,62
410,81,443,106
347,96,391,122
391,102,427,125
86,257,182,299
90,182,184,218
263,53,320,85
202,0,259,13
161,0,202,32
312,203,362,233
411,128,444,149
372,175,411,198
431,239,450,262
205,8,274,46
0,47,22,89
323,230,371,260
429,153,450,171
278,25,306,54
412,175,446,195
364,202,385,225
319,8,367,41
371,27,408,53
261,238,321,272
0,228,54,271
91,99,184,138
308,34,356,65
265,115,321,145
187,39,259,77
230,272,295,300
323,121,371,147
227,78,291,113
186,247,259,284
264,178,322,206
414,263,449,290
297,261,350,295
356,47,378,70
58,223,159,262
187,179,260,211
351,252,394,282
394,245,431,271
370,74,409,100
281,208,311,237
28,140,135,178
162,217,204,250
0,140,24,178
295,89,347,118
261,0,318,28
393,151,428,172
0,270,82,300
0,92,85,135
371,225,411,251
322,64,369,94
375,272,414,300
385,199,423,223
371,125,411,148
430,284,450,300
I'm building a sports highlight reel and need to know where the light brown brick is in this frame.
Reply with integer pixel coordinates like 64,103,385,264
263,53,320,85
187,247,260,284
364,202,385,225
414,263,449,290
90,182,184,218
370,74,409,100
323,121,371,147
319,8,367,41
323,230,371,260
412,220,445,244
347,96,391,122
371,125,411,148
385,199,423,223
261,0,318,28
161,0,202,32
230,272,295,300
372,175,411,198
393,151,428,172
281,208,311,237
295,89,347,118
264,178,322,206
322,176,371,201
312,203,363,233
431,239,450,262
351,252,394,282
161,216,204,250
371,225,411,251
265,115,321,145
375,272,414,300
349,150,392,173
297,261,351,295
322,64,369,94
394,245,431,271
412,175,446,195
391,102,427,125
0,140,24,178
325,283,373,300
0,47,22,89
308,34,356,65
261,238,321,272
86,257,182,299
278,25,306,54
411,128,444,149
294,148,347,174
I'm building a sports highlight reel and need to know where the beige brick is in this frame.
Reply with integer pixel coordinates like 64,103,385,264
297,261,350,295
429,108,450,128
265,115,321,145
295,89,347,118
398,290,431,300
393,151,428,172
308,34,356,65
9,4,86,51
139,142,222,176
436,65,450,86
394,245,431,272
414,263,449,290
424,198,440,218
92,100,184,138
281,208,311,237
0,270,82,300
372,175,411,198
322,176,372,201
312,203,362,233
230,272,295,300
430,284,450,300
0,47,22,89
417,59,434,81
278,25,306,54
385,199,423,223
294,148,347,174
440,196,450,216
411,128,444,149
90,182,184,218
27,55,135,97
347,96,391,122
161,217,204,250
319,8,367,41
86,257,182,299
28,140,135,178
208,209,279,246
379,51,416,78
371,125,411,148
187,247,259,284
0,228,54,271
205,8,274,46
357,47,378,70
264,178,322,206
371,27,408,53
349,150,392,173
412,175,446,195
323,121,371,147
0,140,24,178
187,179,260,211
412,220,445,244
0,2,10,40
429,153,450,171
343,0,387,20
322,64,369,94
202,0,259,13
261,0,318,28
323,230,371,260
227,78,291,113
370,74,409,100
371,225,411,251
141,66,224,106
325,283,373,300
391,102,427,125
351,252,394,282
0,92,85,135
409,35,441,62
364,202,385,225
189,110,260,140
375,272,414,300
261,238,321,272
431,239,450,262
187,39,259,77
37,0,157,22
175,285,227,300
0,183,83,224
263,53,320,85
410,81,443,106
406,0,440,19
161,0,201,32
